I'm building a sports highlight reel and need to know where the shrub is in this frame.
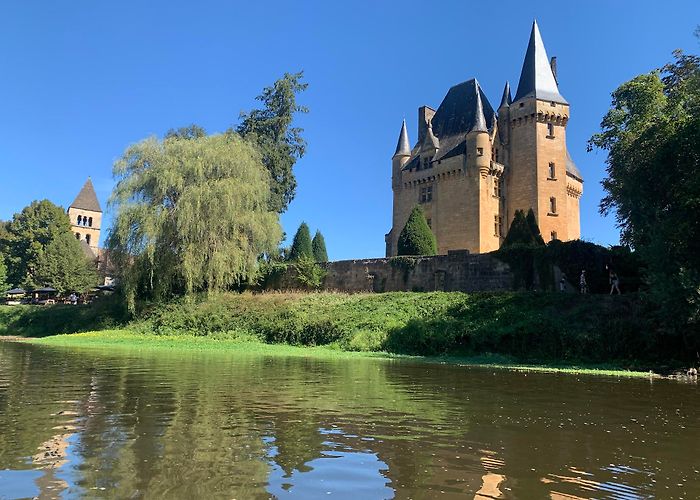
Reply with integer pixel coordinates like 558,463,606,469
293,257,327,290
397,206,437,256
312,230,329,262
288,222,313,261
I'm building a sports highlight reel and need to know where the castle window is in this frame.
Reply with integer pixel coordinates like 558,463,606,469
88,217,93,227
422,157,430,170
476,147,484,157
494,215,503,237
77,215,82,225
550,101,556,107
548,162,556,179
75,233,80,240
547,122,555,138
550,197,557,214
550,231,558,241
85,234,91,245
494,178,501,198
420,185,433,203
519,102,524,108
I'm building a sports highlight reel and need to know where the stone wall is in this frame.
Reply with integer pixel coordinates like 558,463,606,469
279,250,514,293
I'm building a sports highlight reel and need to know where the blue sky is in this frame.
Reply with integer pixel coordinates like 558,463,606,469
0,1,698,260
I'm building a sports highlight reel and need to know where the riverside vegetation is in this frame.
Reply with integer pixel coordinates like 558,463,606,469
0,290,688,372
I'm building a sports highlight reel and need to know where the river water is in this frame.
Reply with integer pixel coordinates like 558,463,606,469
0,341,698,499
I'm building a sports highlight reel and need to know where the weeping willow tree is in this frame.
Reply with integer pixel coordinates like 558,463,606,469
108,133,282,310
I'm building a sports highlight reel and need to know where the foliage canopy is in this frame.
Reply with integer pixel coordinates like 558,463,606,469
107,133,282,309
397,206,437,256
312,230,328,262
236,72,308,214
589,46,700,332
0,200,96,290
288,222,313,261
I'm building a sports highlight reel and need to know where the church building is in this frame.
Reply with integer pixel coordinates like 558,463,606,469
386,21,583,256
68,177,102,257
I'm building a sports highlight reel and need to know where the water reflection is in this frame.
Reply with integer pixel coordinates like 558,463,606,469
0,341,698,499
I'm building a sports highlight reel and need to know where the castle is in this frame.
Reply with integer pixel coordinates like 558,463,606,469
386,21,583,256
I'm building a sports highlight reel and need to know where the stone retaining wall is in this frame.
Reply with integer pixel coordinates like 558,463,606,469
279,250,514,293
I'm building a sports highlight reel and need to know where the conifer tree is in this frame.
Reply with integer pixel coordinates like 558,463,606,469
288,222,313,261
502,210,536,248
397,206,437,256
0,253,7,292
525,209,546,246
312,230,328,262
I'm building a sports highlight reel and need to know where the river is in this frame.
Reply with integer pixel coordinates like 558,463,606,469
0,341,698,499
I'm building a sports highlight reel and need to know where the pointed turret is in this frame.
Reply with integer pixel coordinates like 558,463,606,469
470,82,488,133
393,119,411,158
70,177,102,213
499,81,512,109
513,20,567,104
422,122,440,150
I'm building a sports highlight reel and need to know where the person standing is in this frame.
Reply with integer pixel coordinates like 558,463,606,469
609,269,621,294
579,270,588,294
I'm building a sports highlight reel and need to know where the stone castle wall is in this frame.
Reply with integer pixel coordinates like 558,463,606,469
278,251,513,293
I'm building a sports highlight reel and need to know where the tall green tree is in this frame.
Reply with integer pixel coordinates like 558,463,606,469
397,206,437,256
525,209,546,246
236,72,308,213
165,124,207,140
108,133,282,310
34,232,98,292
589,45,700,332
288,222,313,261
0,253,8,292
2,200,79,288
312,230,328,262
502,210,543,248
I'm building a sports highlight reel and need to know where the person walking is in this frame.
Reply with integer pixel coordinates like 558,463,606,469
609,269,621,295
579,270,588,294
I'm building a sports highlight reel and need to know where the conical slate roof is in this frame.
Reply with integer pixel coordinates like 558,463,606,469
430,78,496,139
566,149,583,182
499,81,512,108
514,21,567,104
471,82,488,133
70,178,102,212
393,119,411,157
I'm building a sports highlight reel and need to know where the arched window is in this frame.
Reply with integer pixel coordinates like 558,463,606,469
77,215,82,225
88,217,93,227
85,234,91,245
83,217,88,226
75,233,81,240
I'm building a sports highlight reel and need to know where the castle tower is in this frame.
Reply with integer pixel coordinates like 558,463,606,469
387,120,412,256
507,20,581,242
68,178,102,255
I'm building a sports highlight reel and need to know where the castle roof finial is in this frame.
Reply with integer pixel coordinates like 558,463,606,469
393,119,411,157
470,80,488,133
499,81,512,109
513,20,567,104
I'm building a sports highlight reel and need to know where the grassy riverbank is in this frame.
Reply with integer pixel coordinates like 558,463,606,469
0,290,684,372
23,330,654,378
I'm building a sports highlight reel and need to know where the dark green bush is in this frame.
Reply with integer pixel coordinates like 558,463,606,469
397,206,436,256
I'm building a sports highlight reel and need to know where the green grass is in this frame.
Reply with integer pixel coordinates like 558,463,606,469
0,290,686,373
24,329,655,378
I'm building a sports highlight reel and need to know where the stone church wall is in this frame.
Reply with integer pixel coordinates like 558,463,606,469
277,251,513,293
